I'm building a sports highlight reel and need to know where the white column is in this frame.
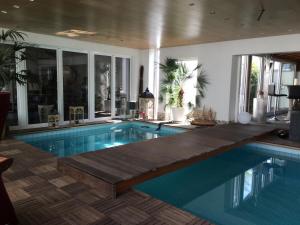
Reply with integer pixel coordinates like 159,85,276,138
122,58,127,94
57,49,64,123
111,57,116,117
147,49,155,93
153,48,160,119
16,50,28,128
88,53,95,121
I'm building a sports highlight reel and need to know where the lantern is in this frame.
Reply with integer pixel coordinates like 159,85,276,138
139,88,155,120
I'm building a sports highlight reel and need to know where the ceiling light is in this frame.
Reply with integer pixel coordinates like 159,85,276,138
1,10,7,14
209,10,216,15
56,29,97,37
56,31,79,37
29,0,35,2
69,29,97,35
13,5,20,9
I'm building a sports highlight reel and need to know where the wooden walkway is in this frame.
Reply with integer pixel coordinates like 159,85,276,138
1,139,214,225
58,124,276,198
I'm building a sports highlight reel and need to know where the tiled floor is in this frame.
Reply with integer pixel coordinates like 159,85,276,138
1,139,213,225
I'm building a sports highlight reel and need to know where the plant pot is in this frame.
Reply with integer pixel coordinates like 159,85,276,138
0,92,10,139
171,107,185,122
252,97,266,123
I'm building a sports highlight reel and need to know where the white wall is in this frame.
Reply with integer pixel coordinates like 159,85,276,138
159,34,300,121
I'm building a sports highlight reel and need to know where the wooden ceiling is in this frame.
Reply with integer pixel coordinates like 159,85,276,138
271,53,300,64
0,0,300,49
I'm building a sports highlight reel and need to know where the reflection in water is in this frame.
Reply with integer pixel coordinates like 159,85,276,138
229,157,285,209
136,145,300,225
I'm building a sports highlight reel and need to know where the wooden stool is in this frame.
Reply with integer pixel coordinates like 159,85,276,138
0,156,18,225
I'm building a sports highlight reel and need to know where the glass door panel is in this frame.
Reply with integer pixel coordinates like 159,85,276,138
26,47,57,124
115,57,130,117
0,44,18,126
63,51,88,120
95,55,112,118
279,63,295,110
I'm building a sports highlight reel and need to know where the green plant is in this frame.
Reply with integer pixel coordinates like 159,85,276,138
195,64,209,107
0,29,33,89
159,58,209,108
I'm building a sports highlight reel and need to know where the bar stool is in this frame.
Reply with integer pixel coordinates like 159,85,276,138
268,84,287,121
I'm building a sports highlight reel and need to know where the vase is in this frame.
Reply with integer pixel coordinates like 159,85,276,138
171,107,185,122
253,97,266,123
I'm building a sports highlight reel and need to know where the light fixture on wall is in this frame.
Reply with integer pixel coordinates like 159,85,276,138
13,5,20,9
1,10,7,14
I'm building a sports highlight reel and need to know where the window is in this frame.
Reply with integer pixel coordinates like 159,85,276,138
115,57,130,117
278,63,295,109
63,51,88,120
26,47,57,124
95,55,112,118
268,61,295,112
0,44,18,126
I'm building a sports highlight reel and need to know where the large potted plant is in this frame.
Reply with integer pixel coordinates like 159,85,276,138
159,58,206,121
0,29,32,138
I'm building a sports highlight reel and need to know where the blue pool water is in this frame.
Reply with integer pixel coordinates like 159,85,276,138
15,122,184,157
135,144,300,225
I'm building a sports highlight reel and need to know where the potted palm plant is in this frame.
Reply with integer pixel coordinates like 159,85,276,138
0,29,32,138
159,58,208,121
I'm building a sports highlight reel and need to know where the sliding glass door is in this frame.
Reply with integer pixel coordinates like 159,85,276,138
0,44,18,126
278,63,295,109
26,47,57,124
63,51,88,120
268,61,295,112
115,57,130,117
7,48,133,128
94,55,112,118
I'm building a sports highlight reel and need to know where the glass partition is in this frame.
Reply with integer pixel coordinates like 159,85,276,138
279,63,295,109
94,55,112,118
0,44,18,126
26,47,57,124
63,51,88,120
115,57,130,117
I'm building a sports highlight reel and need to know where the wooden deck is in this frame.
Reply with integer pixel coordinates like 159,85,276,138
1,138,214,225
58,124,277,198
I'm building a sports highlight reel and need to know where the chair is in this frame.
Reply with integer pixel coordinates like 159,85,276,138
268,84,287,121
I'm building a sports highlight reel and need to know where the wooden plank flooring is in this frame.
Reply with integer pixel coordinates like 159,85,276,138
58,124,277,197
0,138,214,225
